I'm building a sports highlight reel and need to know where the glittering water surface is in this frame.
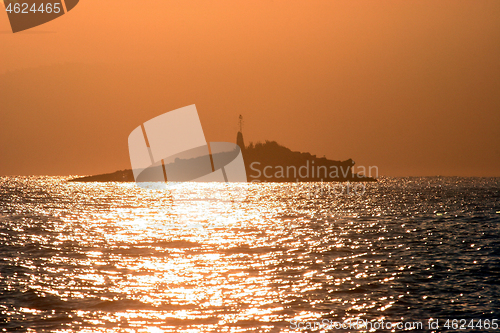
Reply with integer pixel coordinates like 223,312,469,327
0,177,499,332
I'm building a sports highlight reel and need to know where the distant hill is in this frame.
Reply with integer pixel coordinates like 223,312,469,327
69,137,376,183
243,140,374,182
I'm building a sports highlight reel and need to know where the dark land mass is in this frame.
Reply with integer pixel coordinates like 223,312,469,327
69,133,376,183
242,140,375,182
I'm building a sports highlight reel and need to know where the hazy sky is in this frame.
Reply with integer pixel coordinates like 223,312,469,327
1,0,499,176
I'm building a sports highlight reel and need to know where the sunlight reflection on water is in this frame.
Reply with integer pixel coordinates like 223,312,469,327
0,176,499,332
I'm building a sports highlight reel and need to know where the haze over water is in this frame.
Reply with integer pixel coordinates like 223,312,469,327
1,177,499,332
2,1,500,177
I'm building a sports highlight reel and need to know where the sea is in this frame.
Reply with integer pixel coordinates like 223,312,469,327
0,176,499,332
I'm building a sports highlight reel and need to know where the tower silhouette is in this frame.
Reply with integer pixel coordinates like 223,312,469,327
236,115,245,150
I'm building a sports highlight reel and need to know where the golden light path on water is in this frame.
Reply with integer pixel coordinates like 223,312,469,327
4,176,499,332
69,181,373,332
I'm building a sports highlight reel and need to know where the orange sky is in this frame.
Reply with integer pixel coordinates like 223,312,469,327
1,0,499,176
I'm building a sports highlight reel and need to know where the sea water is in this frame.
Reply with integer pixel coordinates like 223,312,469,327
0,177,499,332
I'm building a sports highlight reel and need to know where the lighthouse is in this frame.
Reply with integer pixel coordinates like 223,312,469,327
236,115,245,150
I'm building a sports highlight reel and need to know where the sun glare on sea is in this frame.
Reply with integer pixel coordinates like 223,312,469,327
1,177,449,331
69,182,284,330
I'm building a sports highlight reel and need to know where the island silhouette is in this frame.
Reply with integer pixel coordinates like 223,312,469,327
69,127,376,183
